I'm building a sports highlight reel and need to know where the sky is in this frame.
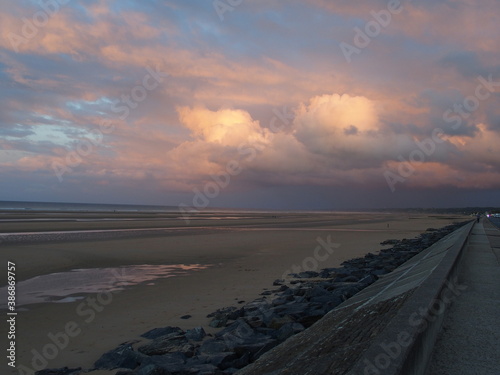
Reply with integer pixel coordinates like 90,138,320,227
0,0,499,210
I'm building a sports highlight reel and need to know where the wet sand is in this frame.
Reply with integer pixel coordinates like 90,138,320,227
0,211,468,374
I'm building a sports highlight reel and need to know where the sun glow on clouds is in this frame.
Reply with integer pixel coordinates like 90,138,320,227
177,106,270,147
294,94,379,154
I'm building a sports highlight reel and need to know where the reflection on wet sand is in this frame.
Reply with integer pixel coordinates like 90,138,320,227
0,264,210,309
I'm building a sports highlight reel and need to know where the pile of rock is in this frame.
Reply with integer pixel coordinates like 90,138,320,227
38,221,468,375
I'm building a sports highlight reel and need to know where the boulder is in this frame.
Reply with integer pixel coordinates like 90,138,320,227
196,352,237,369
186,363,219,374
94,343,144,370
140,353,186,373
271,297,288,306
199,339,228,354
304,286,330,299
233,336,278,360
216,319,255,341
268,315,294,330
298,271,319,278
277,322,305,341
224,352,251,369
185,326,206,341
209,316,228,328
138,334,192,356
132,364,169,375
140,326,184,340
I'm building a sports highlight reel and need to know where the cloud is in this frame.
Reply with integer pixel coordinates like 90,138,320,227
1,0,500,207
292,93,417,168
177,106,270,147
293,93,379,153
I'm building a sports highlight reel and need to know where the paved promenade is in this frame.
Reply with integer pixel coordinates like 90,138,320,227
426,219,500,374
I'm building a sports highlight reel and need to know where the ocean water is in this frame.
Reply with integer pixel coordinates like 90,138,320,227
0,200,350,214
0,200,179,212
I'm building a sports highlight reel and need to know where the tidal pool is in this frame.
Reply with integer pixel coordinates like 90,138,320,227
0,264,210,309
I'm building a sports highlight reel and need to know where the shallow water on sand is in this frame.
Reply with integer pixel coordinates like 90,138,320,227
0,264,210,309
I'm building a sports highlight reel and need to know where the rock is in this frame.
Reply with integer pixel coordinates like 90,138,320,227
138,334,192,356
268,315,294,330
318,269,331,278
371,269,389,276
271,297,287,306
187,363,219,374
94,343,144,370
243,300,269,313
380,239,399,245
216,319,255,340
292,287,306,296
207,306,238,318
141,326,184,340
274,302,309,319
338,285,361,300
224,352,251,370
309,294,343,310
298,315,323,327
292,295,307,303
304,286,330,299
254,327,279,338
196,352,237,370
221,368,239,374
180,314,192,320
298,271,319,278
132,364,167,375
35,368,82,375
227,308,244,320
217,320,276,359
358,274,377,286
260,290,272,296
209,316,228,328
339,275,359,283
277,322,305,341
140,353,186,373
133,354,187,375
273,279,285,285
246,315,265,328
233,336,278,360
115,371,134,375
185,326,206,341
200,339,228,354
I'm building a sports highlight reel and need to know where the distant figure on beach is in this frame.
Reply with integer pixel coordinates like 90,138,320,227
476,213,481,223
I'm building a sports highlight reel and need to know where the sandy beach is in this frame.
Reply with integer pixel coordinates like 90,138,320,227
0,211,468,374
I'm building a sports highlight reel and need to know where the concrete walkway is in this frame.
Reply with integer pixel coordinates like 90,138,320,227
426,220,500,374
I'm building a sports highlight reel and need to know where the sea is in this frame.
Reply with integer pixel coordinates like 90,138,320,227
0,200,180,212
0,200,339,215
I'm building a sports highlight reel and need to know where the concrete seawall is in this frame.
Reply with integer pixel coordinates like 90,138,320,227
237,221,475,375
